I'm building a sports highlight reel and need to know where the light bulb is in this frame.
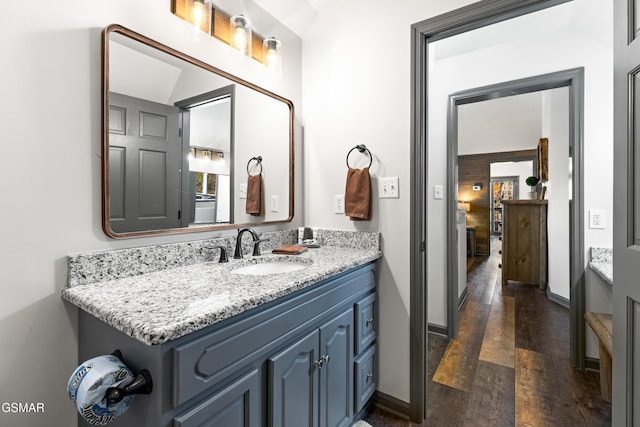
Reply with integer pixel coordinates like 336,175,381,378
189,0,211,41
263,37,282,76
234,28,247,53
193,1,204,27
230,15,252,56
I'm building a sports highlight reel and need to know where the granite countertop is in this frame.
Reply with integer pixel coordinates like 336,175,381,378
62,246,381,346
589,247,613,286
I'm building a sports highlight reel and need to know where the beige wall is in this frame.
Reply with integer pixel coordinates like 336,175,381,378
301,0,479,403
0,1,302,426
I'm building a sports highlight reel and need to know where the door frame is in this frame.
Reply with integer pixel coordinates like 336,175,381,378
444,69,585,348
409,0,576,421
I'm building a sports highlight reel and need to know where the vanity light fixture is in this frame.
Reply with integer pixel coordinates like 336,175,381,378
230,14,252,56
263,37,282,76
217,151,226,166
188,0,212,41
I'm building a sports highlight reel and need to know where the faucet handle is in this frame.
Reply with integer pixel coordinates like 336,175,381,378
204,245,229,263
252,238,270,257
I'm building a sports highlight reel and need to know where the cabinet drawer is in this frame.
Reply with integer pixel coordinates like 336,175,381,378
354,346,376,413
355,293,376,354
173,265,375,406
173,369,261,427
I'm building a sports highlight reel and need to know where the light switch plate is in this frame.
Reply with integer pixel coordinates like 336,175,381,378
434,185,444,199
379,177,399,198
239,183,247,199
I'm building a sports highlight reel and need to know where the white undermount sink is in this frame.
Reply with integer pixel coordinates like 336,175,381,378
232,261,310,275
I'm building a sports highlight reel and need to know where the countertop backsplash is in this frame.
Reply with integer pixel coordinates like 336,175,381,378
67,228,379,287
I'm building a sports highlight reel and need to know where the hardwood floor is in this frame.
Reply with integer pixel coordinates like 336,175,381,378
363,237,611,426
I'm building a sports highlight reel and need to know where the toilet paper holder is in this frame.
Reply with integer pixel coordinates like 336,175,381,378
105,349,153,404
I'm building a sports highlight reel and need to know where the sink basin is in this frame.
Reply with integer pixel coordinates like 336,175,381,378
232,261,310,276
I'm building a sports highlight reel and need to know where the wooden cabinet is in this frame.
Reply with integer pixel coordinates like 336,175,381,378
501,200,548,289
77,263,376,427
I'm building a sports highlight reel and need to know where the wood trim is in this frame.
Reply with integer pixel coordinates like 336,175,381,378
538,137,549,181
102,24,294,239
172,0,266,63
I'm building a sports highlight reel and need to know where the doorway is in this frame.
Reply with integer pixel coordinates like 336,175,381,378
490,175,520,235
409,0,589,421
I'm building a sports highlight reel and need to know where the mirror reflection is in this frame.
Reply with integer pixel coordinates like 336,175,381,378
103,25,293,238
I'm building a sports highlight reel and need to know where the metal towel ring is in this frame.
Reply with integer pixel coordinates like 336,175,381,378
247,156,263,176
346,144,372,169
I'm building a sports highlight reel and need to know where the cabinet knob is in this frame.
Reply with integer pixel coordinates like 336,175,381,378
498,264,502,269
366,373,374,383
365,318,374,327
314,354,330,369
499,250,502,255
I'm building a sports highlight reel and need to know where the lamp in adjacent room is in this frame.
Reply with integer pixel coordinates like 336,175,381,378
188,0,212,41
230,14,252,56
263,37,282,76
458,201,471,212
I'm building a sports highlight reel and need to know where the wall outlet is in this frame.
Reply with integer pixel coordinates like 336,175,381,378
589,210,606,229
239,183,247,199
270,195,279,212
379,176,399,198
434,185,444,200
334,195,345,214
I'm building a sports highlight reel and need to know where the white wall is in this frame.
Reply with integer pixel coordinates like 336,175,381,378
542,88,571,300
459,92,542,155
427,9,612,331
302,0,478,404
491,161,535,199
0,1,302,426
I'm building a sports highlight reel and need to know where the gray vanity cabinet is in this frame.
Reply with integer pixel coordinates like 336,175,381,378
173,368,261,427
269,309,353,427
75,263,376,427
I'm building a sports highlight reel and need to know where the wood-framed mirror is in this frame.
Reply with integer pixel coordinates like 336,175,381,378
102,24,294,238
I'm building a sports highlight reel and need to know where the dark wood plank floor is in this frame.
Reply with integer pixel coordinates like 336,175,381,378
363,237,611,426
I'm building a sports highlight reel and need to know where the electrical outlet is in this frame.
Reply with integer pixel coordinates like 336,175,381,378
334,195,345,214
434,185,444,200
239,183,247,199
379,176,399,198
589,210,606,229
270,195,279,212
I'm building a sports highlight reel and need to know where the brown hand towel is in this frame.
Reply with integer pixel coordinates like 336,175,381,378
345,167,371,220
246,174,264,216
272,244,307,255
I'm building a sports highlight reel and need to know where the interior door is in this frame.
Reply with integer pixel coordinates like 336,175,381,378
613,0,640,423
108,92,182,232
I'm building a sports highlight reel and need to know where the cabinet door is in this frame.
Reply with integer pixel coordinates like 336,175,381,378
173,368,261,427
269,330,320,427
319,310,353,427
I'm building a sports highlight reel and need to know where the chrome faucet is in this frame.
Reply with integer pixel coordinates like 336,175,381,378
234,228,268,259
